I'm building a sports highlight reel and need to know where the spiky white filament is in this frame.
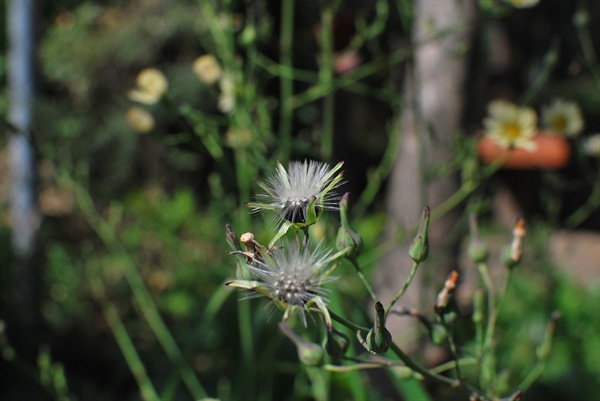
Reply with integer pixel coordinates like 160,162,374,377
247,242,334,325
252,160,343,225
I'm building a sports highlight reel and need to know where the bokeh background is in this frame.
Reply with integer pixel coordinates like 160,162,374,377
1,0,599,400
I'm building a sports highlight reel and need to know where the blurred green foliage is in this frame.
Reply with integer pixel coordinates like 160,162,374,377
1,0,599,400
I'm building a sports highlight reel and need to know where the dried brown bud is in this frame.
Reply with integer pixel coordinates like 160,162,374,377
435,270,459,314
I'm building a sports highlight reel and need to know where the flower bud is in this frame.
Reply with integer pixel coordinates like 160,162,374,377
279,323,325,367
409,207,430,263
468,214,489,263
435,270,459,316
365,302,392,354
502,218,526,269
324,328,350,358
336,193,363,260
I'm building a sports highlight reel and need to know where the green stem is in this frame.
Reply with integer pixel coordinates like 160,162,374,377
518,362,545,392
385,260,420,317
103,302,161,401
350,259,379,303
319,3,335,160
431,357,478,374
477,262,496,392
354,112,401,217
565,180,600,228
444,321,462,380
278,0,294,162
388,343,459,388
575,6,600,89
328,309,370,332
69,179,207,399
237,297,255,396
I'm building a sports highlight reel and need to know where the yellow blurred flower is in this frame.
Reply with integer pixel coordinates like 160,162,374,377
193,55,222,85
126,106,155,133
541,98,584,137
225,127,251,148
582,134,600,158
38,187,75,217
505,0,540,8
218,75,236,114
128,68,168,105
483,100,538,151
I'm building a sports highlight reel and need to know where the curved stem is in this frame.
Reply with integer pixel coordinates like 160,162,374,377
350,258,379,302
328,309,370,332
389,343,459,388
385,260,420,317
477,262,496,392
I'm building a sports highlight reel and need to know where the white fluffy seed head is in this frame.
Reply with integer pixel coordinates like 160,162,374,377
253,160,343,225
247,241,334,325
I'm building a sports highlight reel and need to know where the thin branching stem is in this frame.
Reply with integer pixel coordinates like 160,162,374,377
385,260,420,317
350,258,379,302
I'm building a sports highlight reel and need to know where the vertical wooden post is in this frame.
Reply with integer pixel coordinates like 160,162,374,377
377,0,476,352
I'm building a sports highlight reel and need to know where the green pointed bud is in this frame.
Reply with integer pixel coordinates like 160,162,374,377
225,224,242,252
502,218,526,269
336,193,363,260
324,328,350,358
278,323,325,367
468,214,488,263
409,207,430,262
366,302,392,354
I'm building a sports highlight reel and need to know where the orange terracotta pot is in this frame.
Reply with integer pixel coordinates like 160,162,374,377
477,132,571,169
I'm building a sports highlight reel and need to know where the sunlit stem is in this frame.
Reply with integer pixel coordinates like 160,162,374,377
431,357,478,374
327,308,369,332
389,343,459,388
350,258,378,302
385,260,420,318
443,319,462,381
477,262,496,391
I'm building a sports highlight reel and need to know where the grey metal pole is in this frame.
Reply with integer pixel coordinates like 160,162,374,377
8,0,39,257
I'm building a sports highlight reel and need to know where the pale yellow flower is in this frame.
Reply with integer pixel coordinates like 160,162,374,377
127,68,168,105
192,55,222,85
505,0,540,8
541,98,584,137
126,106,155,133
218,75,236,114
581,134,600,158
225,127,251,148
483,100,538,151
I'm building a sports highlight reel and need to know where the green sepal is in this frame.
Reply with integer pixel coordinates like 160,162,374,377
268,220,293,248
279,323,325,367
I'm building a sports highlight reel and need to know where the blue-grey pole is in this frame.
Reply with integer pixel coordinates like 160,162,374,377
8,0,39,257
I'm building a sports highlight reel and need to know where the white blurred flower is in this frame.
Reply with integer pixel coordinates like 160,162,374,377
192,55,222,85
483,100,538,151
581,134,600,158
541,98,584,137
127,68,168,105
